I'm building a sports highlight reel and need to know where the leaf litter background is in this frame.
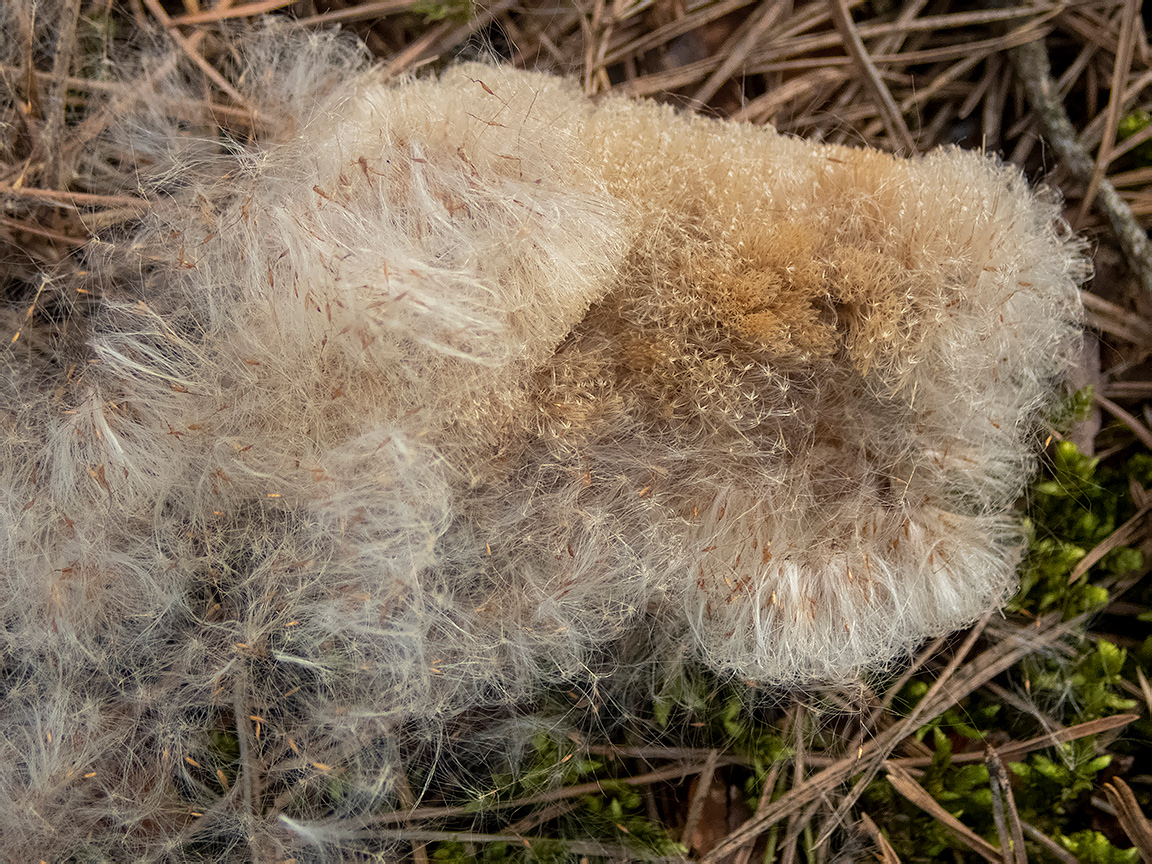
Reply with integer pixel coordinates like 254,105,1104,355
4,0,1152,861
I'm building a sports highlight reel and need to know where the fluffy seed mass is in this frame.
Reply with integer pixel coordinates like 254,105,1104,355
1,30,1085,859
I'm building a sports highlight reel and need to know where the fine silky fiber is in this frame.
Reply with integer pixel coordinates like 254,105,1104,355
0,36,1085,858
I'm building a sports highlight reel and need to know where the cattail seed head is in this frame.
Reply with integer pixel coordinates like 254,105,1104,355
0,30,1085,858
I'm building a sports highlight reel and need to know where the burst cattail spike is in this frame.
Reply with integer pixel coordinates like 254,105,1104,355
0,26,1085,859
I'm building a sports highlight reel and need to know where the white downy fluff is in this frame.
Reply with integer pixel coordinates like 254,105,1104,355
0,29,1085,859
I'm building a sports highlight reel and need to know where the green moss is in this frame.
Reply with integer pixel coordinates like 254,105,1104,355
410,0,474,23
1056,830,1140,864
1118,110,1152,165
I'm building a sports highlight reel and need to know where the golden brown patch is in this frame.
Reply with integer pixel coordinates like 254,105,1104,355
828,245,918,377
695,221,837,358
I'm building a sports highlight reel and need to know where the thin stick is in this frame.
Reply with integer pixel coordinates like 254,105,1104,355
1012,35,1152,298
986,746,1022,861
42,0,81,189
1020,820,1079,864
601,0,758,67
681,749,719,852
707,611,1093,863
232,679,263,859
731,757,787,864
813,613,994,846
351,829,682,860
0,186,149,210
858,812,902,863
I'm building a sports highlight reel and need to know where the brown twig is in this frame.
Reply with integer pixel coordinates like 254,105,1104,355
41,0,81,189
171,0,295,23
141,0,252,109
985,746,1026,864
810,612,995,848
292,0,420,26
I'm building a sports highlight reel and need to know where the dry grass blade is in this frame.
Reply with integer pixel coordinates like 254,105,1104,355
858,811,902,863
1102,777,1152,862
899,50,986,115
987,761,1013,864
867,23,1054,66
1076,0,1141,226
731,759,786,864
778,709,810,864
704,611,1088,863
1137,666,1152,718
0,64,259,133
1081,290,1152,346
1079,68,1152,153
691,0,787,105
141,0,252,109
0,215,88,246
372,756,745,826
869,634,951,723
1096,393,1152,452
338,828,674,859
171,0,295,23
827,0,915,151
0,186,149,210
886,763,1002,864
610,56,718,97
610,1,837,96
600,0,757,67
1069,498,1152,583
585,744,725,760
504,800,580,835
731,67,845,123
392,772,430,864
812,612,995,847
826,0,924,133
293,0,420,26
892,714,1139,769
384,0,516,77
1105,382,1152,400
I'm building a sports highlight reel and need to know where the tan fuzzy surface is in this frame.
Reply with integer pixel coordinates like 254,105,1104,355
0,39,1085,859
